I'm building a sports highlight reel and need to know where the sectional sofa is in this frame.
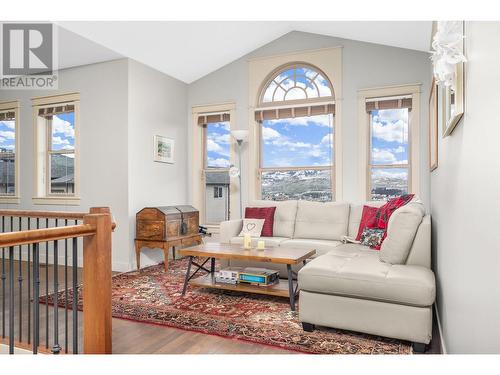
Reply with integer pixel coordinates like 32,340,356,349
219,199,435,352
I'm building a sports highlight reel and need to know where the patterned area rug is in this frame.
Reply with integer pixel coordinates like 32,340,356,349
41,258,411,354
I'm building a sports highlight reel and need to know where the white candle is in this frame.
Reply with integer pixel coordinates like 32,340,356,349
257,240,265,250
243,234,252,249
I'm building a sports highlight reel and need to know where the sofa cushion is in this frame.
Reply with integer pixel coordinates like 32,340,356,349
230,236,288,248
298,244,436,307
379,202,425,265
348,201,385,238
293,201,349,241
250,200,298,238
280,238,343,257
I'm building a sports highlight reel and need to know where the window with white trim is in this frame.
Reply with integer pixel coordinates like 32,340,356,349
366,96,412,200
33,93,80,203
0,103,19,198
200,112,231,224
256,63,335,202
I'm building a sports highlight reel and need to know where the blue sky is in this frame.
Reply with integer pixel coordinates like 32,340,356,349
262,114,333,168
370,108,409,182
51,113,75,152
0,120,15,151
206,122,230,168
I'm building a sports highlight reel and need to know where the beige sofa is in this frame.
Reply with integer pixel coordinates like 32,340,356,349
219,200,435,352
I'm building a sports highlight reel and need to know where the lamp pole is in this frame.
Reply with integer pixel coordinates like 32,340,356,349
237,139,243,218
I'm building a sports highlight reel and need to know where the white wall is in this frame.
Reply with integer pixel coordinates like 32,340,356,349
431,22,500,353
0,59,131,271
187,31,432,210
127,59,188,268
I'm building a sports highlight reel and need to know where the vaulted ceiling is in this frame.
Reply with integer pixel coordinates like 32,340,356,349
57,21,432,83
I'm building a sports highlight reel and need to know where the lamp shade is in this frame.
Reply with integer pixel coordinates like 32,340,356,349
231,129,249,142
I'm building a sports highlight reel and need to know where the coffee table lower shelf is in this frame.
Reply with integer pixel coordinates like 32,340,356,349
189,274,294,298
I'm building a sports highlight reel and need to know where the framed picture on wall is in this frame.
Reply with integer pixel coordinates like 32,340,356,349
442,21,466,137
154,135,174,163
429,78,438,171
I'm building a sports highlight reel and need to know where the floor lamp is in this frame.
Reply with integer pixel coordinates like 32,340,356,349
230,129,249,218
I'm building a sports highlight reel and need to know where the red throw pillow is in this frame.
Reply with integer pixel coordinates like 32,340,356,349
375,194,414,229
356,194,414,250
356,205,379,241
245,207,276,237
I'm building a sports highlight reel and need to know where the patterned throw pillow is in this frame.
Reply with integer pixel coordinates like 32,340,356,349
359,228,386,249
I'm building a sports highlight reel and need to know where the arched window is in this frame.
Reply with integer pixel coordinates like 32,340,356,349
255,63,336,202
260,64,334,105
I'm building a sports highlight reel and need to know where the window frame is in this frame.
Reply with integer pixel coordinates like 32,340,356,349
32,93,80,206
256,62,336,202
357,84,421,201
191,102,236,226
248,47,343,203
0,100,20,204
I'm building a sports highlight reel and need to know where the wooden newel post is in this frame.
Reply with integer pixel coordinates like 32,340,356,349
83,207,112,354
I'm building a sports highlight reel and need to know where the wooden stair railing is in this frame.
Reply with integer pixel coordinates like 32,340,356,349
0,207,114,354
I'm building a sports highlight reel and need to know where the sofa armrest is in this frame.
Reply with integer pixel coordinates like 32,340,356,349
406,215,431,268
219,219,243,244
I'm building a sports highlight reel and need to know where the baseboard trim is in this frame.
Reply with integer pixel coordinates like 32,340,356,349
434,303,447,354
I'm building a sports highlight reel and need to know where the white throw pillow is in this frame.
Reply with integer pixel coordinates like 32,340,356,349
379,202,425,264
238,218,265,237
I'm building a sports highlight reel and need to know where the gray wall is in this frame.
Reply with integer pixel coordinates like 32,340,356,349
431,22,500,353
127,59,188,268
0,58,188,272
0,59,131,270
187,31,432,209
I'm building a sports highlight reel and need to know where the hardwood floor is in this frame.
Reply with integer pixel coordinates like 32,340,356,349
0,260,440,354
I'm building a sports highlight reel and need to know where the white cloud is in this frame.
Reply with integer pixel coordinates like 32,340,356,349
208,133,230,144
392,146,405,153
207,157,230,168
372,148,397,164
269,138,310,150
52,116,74,138
372,119,408,143
0,121,15,130
320,133,332,145
0,130,15,140
206,139,222,152
262,127,280,140
52,136,70,146
266,114,332,128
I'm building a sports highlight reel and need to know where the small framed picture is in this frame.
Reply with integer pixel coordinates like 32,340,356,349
154,135,174,164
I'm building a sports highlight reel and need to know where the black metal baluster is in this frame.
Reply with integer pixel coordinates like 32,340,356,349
18,217,22,342
45,218,49,349
1,216,5,339
64,219,68,353
72,235,78,354
52,232,61,354
32,243,40,354
27,217,31,345
9,246,14,354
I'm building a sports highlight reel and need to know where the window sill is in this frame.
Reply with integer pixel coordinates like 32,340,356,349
32,196,81,206
0,196,20,204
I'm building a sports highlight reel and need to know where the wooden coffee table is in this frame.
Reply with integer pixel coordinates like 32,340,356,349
179,243,315,311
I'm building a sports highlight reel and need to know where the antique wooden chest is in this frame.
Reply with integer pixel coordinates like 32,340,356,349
135,205,202,271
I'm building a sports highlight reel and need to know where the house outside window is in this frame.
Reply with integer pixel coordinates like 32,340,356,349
255,63,336,202
32,93,80,205
0,101,19,203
